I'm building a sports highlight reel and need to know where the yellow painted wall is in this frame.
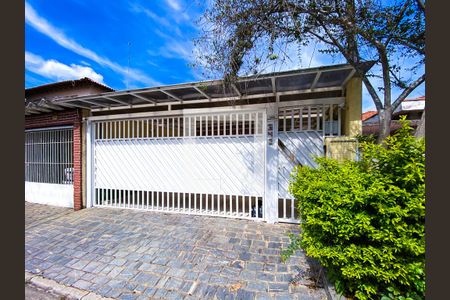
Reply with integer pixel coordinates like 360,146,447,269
343,77,362,137
325,76,362,161
324,136,359,161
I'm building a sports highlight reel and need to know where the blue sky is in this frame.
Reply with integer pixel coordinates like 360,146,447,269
25,0,424,112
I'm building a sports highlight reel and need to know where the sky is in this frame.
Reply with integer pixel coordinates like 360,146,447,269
25,0,424,112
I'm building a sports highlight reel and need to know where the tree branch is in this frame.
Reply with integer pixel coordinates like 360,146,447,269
384,0,411,47
416,0,425,13
316,18,384,110
391,73,425,111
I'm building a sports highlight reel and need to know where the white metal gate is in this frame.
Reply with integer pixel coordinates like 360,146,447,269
277,104,341,223
91,110,266,220
25,127,74,207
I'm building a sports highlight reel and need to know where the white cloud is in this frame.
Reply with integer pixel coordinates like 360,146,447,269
129,3,183,37
165,0,182,11
25,51,104,83
25,2,160,86
150,30,194,62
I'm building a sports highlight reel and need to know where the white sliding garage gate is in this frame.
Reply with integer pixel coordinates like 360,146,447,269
25,127,74,207
91,110,266,220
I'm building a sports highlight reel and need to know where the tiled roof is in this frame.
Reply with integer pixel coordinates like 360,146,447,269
25,77,114,96
361,111,378,121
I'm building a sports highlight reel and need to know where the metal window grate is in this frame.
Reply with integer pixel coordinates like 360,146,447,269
25,127,73,184
93,112,264,141
278,104,341,136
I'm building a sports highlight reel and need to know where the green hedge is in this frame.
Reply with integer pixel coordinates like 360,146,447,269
282,118,425,299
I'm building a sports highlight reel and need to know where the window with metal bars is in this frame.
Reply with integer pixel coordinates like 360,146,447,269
24,128,73,184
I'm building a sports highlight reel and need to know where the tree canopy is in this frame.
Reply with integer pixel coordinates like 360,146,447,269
194,0,425,142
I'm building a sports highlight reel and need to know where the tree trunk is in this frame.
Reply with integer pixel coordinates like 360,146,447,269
415,110,425,138
377,108,392,143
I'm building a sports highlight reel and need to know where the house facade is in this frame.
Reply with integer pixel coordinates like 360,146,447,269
25,63,369,223
25,78,114,210
362,96,425,136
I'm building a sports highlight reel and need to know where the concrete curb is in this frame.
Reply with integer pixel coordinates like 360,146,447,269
25,272,114,300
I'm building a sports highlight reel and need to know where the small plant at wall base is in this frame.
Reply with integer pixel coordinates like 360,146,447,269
282,117,425,300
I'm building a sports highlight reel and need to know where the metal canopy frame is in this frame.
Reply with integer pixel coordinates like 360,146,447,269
25,62,373,115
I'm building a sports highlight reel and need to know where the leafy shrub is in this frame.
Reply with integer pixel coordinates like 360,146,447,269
282,118,425,299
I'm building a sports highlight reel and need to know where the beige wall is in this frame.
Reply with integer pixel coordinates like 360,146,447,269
324,136,359,161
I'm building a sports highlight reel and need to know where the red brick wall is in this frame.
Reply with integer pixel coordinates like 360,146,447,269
25,109,83,211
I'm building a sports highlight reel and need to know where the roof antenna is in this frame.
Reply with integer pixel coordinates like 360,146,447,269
126,41,131,90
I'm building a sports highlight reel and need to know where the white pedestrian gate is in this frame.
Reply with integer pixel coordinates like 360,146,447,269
277,104,341,222
91,110,266,220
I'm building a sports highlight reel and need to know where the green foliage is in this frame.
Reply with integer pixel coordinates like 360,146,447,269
283,118,425,299
355,133,376,144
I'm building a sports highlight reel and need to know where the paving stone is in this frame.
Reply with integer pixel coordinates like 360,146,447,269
230,260,245,269
277,265,288,272
247,262,264,271
66,269,86,279
132,272,160,286
240,270,257,281
274,293,295,300
216,286,236,300
73,279,92,290
103,288,122,298
275,273,293,283
152,288,168,298
246,282,268,292
111,258,128,266
257,272,275,282
183,271,199,281
239,252,252,261
91,275,110,286
166,267,185,277
164,277,184,291
198,273,211,282
70,260,90,270
268,282,290,292
118,293,139,300
108,279,127,289
164,290,184,300
236,288,256,300
81,273,96,281
107,266,125,278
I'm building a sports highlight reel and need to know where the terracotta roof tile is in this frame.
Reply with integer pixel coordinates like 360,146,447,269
361,111,378,121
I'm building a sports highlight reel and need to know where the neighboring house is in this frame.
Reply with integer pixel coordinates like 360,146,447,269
25,78,114,210
24,62,372,223
362,96,425,136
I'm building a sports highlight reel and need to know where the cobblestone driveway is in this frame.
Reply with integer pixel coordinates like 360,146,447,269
25,201,72,227
25,203,327,299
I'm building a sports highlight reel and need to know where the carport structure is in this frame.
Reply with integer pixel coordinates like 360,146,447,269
25,63,372,223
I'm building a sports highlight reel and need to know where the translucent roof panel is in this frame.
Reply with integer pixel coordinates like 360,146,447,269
276,73,317,92
111,94,145,105
203,84,237,98
237,78,273,95
315,69,353,88
138,90,172,101
167,87,207,101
